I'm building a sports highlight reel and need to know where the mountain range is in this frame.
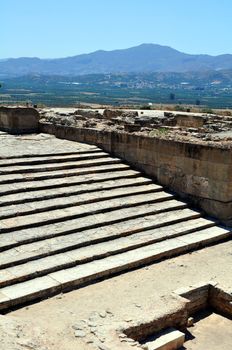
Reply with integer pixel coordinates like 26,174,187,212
1,44,232,77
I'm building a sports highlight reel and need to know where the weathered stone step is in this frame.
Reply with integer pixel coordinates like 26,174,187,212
0,209,207,269
0,170,141,195
0,148,100,160
0,157,122,174
0,199,187,250
0,191,174,231
0,163,131,184
0,226,230,311
0,209,204,269
0,150,103,166
0,177,155,206
0,184,163,220
0,151,108,167
0,216,215,287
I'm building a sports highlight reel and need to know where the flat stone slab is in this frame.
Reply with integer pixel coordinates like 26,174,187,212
0,218,215,287
0,169,141,194
145,328,185,350
0,199,186,249
0,163,131,184
0,133,97,158
0,191,173,230
0,208,201,268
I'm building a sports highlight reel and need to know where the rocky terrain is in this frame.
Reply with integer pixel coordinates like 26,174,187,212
39,108,232,147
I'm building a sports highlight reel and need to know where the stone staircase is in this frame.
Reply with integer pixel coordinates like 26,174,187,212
0,145,230,311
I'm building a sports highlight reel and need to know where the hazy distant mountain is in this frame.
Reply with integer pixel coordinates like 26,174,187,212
1,44,232,77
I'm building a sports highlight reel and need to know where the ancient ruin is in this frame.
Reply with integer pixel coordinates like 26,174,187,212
0,106,231,350
39,107,232,225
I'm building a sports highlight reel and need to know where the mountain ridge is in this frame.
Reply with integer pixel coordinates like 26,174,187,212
1,43,232,77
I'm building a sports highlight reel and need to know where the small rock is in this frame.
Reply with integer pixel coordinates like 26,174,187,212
72,321,86,330
98,337,106,343
73,325,83,331
141,345,148,350
135,303,141,308
56,293,63,299
99,311,107,318
90,327,97,334
126,338,135,343
88,321,98,327
118,333,127,339
74,330,86,338
187,317,194,327
120,339,128,342
98,344,109,350
86,338,94,344
106,308,113,315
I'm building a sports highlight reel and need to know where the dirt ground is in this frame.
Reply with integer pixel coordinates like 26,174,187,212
184,311,232,350
0,239,231,349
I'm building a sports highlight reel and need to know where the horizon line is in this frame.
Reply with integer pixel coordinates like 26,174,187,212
1,43,232,61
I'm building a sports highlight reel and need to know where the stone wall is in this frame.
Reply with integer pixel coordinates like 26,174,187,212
209,285,232,318
0,107,39,134
174,283,210,316
175,114,205,128
39,122,232,225
124,306,188,341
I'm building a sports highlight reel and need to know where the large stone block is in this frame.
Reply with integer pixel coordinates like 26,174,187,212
0,107,39,134
145,328,185,350
176,114,205,128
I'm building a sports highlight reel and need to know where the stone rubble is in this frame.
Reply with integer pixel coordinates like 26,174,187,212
40,108,232,147
71,309,149,350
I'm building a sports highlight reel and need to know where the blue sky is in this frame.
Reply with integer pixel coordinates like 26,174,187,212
2,0,232,58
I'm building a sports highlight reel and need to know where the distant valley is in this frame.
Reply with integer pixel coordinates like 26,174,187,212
1,71,232,108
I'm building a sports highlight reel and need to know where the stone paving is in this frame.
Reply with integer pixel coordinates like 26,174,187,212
0,132,230,311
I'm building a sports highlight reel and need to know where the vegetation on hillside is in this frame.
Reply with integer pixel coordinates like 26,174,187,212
1,70,232,108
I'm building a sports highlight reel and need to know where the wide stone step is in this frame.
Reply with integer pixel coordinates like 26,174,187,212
0,157,122,174
0,199,187,250
0,184,163,219
0,170,141,195
0,150,104,166
0,177,155,206
0,148,100,160
0,163,131,184
0,190,173,231
0,209,204,269
0,226,230,311
0,216,215,287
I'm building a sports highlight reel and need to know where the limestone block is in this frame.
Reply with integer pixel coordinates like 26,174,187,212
176,114,204,128
0,107,39,134
145,328,185,350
